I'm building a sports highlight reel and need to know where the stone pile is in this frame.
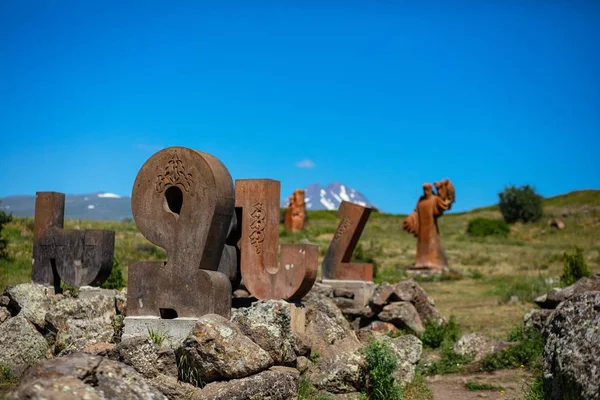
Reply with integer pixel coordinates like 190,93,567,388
307,279,443,339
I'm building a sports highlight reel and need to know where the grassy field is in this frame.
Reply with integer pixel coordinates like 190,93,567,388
1,190,598,339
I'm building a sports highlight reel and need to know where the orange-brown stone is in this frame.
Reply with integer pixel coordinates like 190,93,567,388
402,178,455,272
284,189,306,232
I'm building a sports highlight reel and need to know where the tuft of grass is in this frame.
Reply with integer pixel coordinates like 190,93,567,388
362,340,403,400
403,374,433,400
177,354,204,388
147,327,167,346
560,245,590,286
111,314,125,344
486,274,555,304
421,341,472,376
464,380,505,391
421,315,460,349
523,373,544,400
480,328,544,372
0,363,17,391
309,350,320,363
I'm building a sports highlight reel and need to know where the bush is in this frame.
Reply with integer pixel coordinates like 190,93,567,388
560,246,590,286
498,185,543,224
421,315,460,349
466,218,510,238
480,328,544,372
100,258,125,290
362,340,403,400
0,205,12,260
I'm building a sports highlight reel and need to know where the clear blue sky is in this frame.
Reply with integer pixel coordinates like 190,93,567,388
1,0,599,213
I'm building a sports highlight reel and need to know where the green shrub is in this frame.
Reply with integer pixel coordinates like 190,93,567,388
0,362,17,390
498,185,544,224
0,205,12,260
466,218,510,238
480,328,544,372
362,340,403,400
560,246,590,286
402,374,433,400
100,258,125,290
422,340,472,376
421,315,460,349
523,373,544,400
464,381,505,391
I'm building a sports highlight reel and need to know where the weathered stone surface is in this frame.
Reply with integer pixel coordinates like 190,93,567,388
12,353,167,399
378,302,424,335
231,300,298,365
308,350,366,393
394,279,442,324
177,314,273,383
0,307,9,324
535,274,600,309
543,292,600,400
111,336,199,399
236,179,319,300
81,342,115,356
5,283,53,328
368,282,395,312
233,289,250,298
33,191,114,288
305,294,354,334
308,282,334,298
357,321,400,343
325,392,363,400
284,189,307,232
0,316,49,377
322,201,373,281
453,333,513,362
196,366,299,400
523,308,553,332
381,334,423,386
296,356,312,373
128,147,234,319
333,297,356,310
0,295,10,306
402,179,455,272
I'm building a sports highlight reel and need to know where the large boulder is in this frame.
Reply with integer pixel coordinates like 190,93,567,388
5,283,53,329
393,279,442,324
231,300,297,365
382,334,423,386
523,308,553,332
0,316,49,377
176,314,273,383
10,353,167,399
308,350,366,394
543,291,600,400
196,366,299,400
453,333,513,362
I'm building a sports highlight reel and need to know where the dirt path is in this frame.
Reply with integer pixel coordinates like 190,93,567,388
427,368,534,400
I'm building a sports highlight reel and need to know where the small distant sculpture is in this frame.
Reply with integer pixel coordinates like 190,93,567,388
284,189,306,232
402,179,455,272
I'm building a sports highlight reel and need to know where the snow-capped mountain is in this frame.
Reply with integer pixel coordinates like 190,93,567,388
283,182,376,211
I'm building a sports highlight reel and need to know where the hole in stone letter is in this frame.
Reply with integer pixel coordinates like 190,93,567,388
160,308,178,319
164,186,183,216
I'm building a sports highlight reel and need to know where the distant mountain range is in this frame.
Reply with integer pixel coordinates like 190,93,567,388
0,183,376,221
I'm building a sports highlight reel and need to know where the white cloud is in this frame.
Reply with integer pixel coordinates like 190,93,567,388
295,159,315,168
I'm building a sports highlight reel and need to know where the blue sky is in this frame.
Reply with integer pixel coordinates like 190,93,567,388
1,0,598,213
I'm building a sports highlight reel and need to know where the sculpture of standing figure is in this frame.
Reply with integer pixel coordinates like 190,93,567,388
284,189,307,232
402,179,455,272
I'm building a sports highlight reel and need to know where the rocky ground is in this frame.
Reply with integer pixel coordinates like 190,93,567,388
0,275,599,399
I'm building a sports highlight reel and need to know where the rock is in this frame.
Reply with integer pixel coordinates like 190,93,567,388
378,302,424,335
342,306,376,320
12,353,167,399
308,350,366,394
176,314,273,383
547,218,565,230
523,309,553,332
332,297,356,311
305,294,352,332
115,289,127,315
394,279,442,324
233,289,250,298
0,307,9,324
296,356,312,373
453,333,513,362
382,335,423,386
543,292,600,400
46,291,116,354
0,295,9,307
304,305,361,358
334,288,355,299
368,282,396,312
306,282,334,298
0,316,49,377
295,332,312,357
81,342,115,356
535,275,600,309
196,366,299,400
357,321,400,343
231,300,297,365
5,283,53,328
112,336,199,399
326,393,363,400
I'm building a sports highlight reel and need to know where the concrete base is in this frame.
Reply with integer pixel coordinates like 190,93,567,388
122,316,198,346
321,279,376,308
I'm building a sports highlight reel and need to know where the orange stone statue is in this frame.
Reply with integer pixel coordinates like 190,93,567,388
402,178,455,272
284,189,306,232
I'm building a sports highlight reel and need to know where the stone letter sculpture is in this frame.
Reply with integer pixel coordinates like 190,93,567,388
284,189,306,232
235,179,318,300
322,200,373,281
32,192,114,290
127,147,234,319
402,178,455,272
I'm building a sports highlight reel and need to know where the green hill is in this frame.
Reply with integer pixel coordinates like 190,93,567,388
1,189,598,337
